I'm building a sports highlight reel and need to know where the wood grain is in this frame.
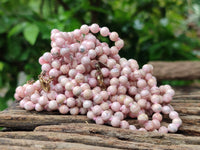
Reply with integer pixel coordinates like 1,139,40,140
149,61,200,80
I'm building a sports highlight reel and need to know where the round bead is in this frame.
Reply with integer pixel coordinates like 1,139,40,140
90,24,100,33
100,27,109,37
111,116,121,127
109,32,119,41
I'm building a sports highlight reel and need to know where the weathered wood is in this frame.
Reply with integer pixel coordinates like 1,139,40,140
0,137,116,150
149,61,200,80
0,131,199,150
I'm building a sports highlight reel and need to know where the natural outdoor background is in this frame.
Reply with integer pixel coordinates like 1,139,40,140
0,0,200,110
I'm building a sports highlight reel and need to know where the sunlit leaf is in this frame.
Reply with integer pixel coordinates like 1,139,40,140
23,23,39,45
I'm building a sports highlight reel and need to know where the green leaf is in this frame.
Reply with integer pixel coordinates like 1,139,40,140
23,24,39,45
8,22,27,38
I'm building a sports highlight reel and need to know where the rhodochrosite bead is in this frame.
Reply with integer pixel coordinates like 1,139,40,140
14,24,182,133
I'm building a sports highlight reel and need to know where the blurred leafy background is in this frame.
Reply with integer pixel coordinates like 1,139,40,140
0,0,200,110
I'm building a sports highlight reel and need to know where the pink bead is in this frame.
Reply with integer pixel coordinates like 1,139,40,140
100,102,109,110
162,94,172,103
166,89,175,96
88,78,97,88
152,103,162,113
107,85,117,96
60,65,69,74
48,100,58,110
152,119,161,129
109,32,119,41
110,68,120,77
65,82,74,91
140,90,150,99
60,47,70,56
168,123,178,133
107,59,116,69
119,76,128,85
30,93,40,103
138,128,146,132
137,99,147,108
19,99,27,108
38,96,48,106
162,105,171,114
47,91,57,100
66,97,76,108
72,86,82,96
151,95,160,104
172,118,182,127
130,103,140,114
111,116,121,127
25,85,35,96
148,78,157,87
81,56,90,65
14,93,21,101
114,112,124,120
95,117,104,125
24,101,35,110
152,113,163,122
56,94,66,104
83,100,92,109
169,111,179,119
87,111,95,119
100,27,109,37
117,86,127,95
70,107,79,115
142,64,153,73
129,125,137,130
35,103,43,112
99,54,108,64
138,113,148,124
80,108,87,115
101,68,110,77
111,102,121,112
51,47,60,57
115,39,124,49
120,105,130,114
42,64,51,72
55,37,65,47
144,121,154,131
59,105,69,114
92,105,102,115
88,49,97,59
93,94,103,104
128,86,137,96
159,126,168,134
49,68,59,77
120,120,129,129
137,79,147,89
110,46,119,55
90,24,100,33
73,29,81,38
110,77,119,86
43,52,52,62
68,69,77,78
103,46,110,55
51,60,61,69
80,24,89,34
101,110,112,121
82,89,93,99
100,91,109,100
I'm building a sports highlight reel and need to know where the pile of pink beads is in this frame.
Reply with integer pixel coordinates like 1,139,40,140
14,24,182,133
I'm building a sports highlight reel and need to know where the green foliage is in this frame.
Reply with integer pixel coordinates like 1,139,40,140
0,0,200,110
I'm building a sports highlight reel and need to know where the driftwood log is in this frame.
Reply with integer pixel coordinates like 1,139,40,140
149,61,200,80
0,86,200,149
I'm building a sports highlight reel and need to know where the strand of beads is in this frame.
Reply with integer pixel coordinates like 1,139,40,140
14,24,182,133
